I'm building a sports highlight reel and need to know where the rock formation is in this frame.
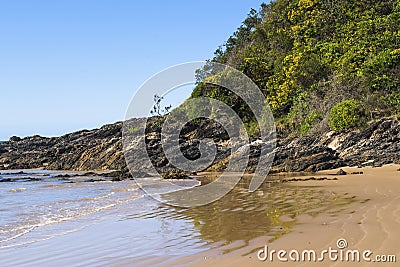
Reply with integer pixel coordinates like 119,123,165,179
0,117,398,177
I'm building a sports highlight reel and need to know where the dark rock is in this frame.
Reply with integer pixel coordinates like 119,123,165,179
0,176,42,182
0,171,25,175
104,171,123,177
80,172,98,176
55,174,71,178
58,177,71,181
283,176,338,182
0,117,398,175
103,170,133,179
23,177,42,182
0,146,7,154
336,169,347,175
83,178,105,182
0,121,126,171
161,170,189,179
351,171,363,175
9,136,21,142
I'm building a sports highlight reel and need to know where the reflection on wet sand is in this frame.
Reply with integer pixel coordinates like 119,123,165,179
126,175,356,253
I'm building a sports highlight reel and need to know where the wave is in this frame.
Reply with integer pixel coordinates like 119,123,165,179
0,180,143,248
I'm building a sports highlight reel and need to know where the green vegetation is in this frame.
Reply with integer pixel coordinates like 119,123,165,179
300,111,321,135
128,127,139,134
191,0,400,136
329,99,364,130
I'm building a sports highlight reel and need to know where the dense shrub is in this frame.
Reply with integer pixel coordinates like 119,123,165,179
300,112,322,135
329,99,364,130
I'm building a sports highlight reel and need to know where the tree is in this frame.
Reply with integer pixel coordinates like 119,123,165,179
150,94,172,116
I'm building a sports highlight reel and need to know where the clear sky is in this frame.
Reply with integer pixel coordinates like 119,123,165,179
0,0,265,140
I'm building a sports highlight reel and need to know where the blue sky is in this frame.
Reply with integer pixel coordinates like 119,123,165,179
0,0,265,140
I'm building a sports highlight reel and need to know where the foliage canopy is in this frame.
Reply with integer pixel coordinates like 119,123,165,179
191,0,400,136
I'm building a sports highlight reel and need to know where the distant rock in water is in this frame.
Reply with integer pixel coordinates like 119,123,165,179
0,117,398,174
161,170,189,180
336,169,347,175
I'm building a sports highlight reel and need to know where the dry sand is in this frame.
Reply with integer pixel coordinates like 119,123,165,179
165,164,400,267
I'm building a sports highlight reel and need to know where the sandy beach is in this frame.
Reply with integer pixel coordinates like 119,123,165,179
0,165,399,267
165,164,400,266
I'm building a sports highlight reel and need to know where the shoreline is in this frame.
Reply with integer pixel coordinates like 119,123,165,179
164,164,400,266
0,165,399,266
1,117,398,176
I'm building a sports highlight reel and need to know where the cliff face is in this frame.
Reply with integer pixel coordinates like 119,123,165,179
0,117,399,175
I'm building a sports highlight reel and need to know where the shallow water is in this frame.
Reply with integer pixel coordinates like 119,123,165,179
0,170,356,266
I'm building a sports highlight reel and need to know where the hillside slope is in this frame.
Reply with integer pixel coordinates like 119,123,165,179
192,0,400,136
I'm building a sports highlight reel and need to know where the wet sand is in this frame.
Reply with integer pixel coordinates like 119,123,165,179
1,165,399,266
167,164,400,266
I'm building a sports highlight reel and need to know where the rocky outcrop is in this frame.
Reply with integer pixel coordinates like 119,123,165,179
271,117,400,172
271,137,343,173
0,123,127,173
0,117,398,176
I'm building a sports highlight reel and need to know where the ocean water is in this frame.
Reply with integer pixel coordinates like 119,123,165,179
0,170,356,266
0,170,143,247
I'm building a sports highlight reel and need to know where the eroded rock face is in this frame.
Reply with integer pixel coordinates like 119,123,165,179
271,137,343,173
0,122,127,173
271,118,400,172
0,117,398,175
